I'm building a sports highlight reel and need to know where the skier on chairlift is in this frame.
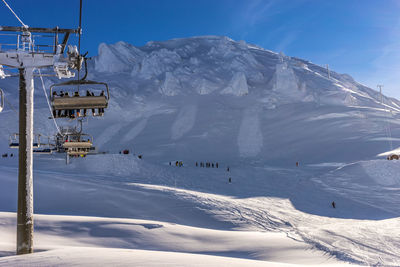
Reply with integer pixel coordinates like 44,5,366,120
90,91,95,115
64,91,72,117
57,91,64,117
99,90,105,115
84,90,91,116
73,91,80,117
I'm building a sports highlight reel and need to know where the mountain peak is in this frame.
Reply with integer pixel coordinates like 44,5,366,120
92,36,399,111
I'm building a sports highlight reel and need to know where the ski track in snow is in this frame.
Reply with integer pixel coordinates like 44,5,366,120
1,157,398,265
95,123,124,148
171,105,197,140
136,181,399,266
122,118,148,142
238,107,263,157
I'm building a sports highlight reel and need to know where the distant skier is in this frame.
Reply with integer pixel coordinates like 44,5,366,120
227,166,230,172
216,162,219,168
296,162,299,167
331,201,336,209
228,177,232,183
212,163,214,168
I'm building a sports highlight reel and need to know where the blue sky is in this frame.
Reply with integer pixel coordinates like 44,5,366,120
1,0,400,98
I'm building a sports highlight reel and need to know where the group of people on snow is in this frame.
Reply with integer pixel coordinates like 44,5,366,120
169,161,184,167
196,162,220,168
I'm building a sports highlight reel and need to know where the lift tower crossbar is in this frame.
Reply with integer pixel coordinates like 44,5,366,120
0,26,81,255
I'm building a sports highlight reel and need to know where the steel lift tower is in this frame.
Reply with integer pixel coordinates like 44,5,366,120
0,25,81,254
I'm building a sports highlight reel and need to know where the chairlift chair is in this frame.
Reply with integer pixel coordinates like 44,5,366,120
33,148,53,154
0,88,4,113
33,136,55,154
9,133,41,149
50,79,110,119
62,132,93,156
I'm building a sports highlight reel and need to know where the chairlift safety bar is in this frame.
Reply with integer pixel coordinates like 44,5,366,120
50,80,110,100
50,80,110,111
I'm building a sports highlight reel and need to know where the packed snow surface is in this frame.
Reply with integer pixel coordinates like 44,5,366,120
1,36,400,266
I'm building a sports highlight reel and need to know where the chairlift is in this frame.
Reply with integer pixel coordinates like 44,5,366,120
50,80,109,119
49,56,110,119
0,88,4,112
33,148,53,154
63,132,93,156
55,122,93,156
9,133,41,148
33,136,55,154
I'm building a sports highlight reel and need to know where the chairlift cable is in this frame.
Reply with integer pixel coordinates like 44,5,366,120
385,109,393,150
3,95,17,115
77,0,83,90
379,89,394,151
1,0,27,28
37,69,62,135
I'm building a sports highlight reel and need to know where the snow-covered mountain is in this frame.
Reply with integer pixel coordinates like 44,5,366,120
1,36,400,266
0,36,399,165
95,36,396,103
1,35,399,164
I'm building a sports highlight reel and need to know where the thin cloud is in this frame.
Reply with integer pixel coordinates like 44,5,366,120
242,0,277,26
240,0,311,27
232,0,313,50
275,31,300,52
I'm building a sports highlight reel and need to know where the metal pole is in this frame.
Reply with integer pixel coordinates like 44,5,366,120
17,67,35,255
377,85,383,104
326,64,330,79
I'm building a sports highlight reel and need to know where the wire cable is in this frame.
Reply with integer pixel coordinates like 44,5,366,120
384,108,394,151
1,0,28,28
3,95,18,114
76,0,83,90
37,68,62,135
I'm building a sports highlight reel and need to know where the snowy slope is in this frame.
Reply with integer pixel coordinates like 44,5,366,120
1,36,400,266
1,36,400,164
